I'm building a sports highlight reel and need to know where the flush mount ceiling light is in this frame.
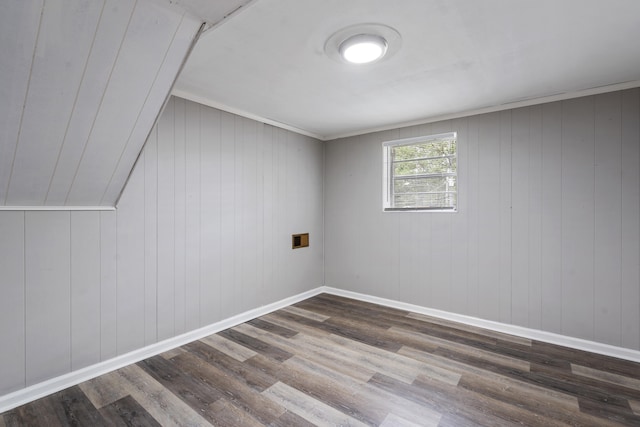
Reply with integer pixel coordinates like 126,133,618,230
325,23,401,65
339,34,388,64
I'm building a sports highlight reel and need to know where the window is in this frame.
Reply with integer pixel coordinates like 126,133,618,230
383,132,457,211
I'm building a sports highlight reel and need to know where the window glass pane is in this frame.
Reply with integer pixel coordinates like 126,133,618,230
394,192,456,209
393,157,455,176
392,139,456,161
384,133,457,211
393,176,453,193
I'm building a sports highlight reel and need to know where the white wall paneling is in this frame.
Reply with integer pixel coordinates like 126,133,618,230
0,97,324,399
540,102,563,334
325,88,640,350
511,107,531,327
5,0,104,204
202,107,223,323
157,96,177,341
0,0,202,207
476,113,502,322
25,212,71,386
0,0,43,205
45,0,137,205
184,99,202,331
116,154,146,354
99,211,117,361
561,96,596,340
466,115,480,318
219,113,240,318
144,128,159,346
1,84,637,406
0,213,25,395
593,92,622,346
70,211,101,371
621,89,640,350
497,111,513,324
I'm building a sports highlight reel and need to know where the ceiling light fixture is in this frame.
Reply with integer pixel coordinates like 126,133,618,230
339,34,388,64
325,23,401,66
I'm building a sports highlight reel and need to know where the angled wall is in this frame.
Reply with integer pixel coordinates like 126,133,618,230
0,0,202,207
325,88,640,351
0,97,325,396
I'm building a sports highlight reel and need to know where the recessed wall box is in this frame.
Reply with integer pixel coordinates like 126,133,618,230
292,233,309,249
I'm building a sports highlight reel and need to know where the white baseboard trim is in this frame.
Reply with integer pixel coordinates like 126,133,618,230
0,287,325,413
3,285,640,413
321,286,640,364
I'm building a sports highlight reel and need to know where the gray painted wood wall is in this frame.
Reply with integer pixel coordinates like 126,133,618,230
0,97,325,396
325,88,640,351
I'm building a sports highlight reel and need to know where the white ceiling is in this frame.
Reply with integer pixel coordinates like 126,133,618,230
174,0,640,140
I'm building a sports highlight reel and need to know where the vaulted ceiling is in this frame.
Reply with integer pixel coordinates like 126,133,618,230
0,0,250,208
2,0,640,207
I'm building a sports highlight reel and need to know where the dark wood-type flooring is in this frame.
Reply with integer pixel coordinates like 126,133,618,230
2,293,640,426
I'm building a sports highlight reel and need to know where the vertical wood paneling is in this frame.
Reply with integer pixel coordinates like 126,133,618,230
116,162,145,354
540,102,563,334
157,98,176,341
621,89,640,350
593,92,622,346
25,212,71,385
0,212,25,394
0,96,326,400
466,116,480,317
66,1,183,204
511,107,531,327
278,128,291,300
174,97,187,335
254,122,266,307
476,113,501,322
184,101,201,330
527,105,543,329
561,97,595,340
71,211,101,370
234,117,247,311
273,128,286,300
144,132,158,345
219,112,236,318
0,0,201,207
7,0,103,204
262,125,275,306
100,15,201,205
99,210,117,360
200,107,222,325
324,88,640,351
0,0,43,204
45,0,136,204
498,111,512,324
243,118,259,310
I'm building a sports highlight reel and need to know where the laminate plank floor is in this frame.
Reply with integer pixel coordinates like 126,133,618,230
3,293,640,426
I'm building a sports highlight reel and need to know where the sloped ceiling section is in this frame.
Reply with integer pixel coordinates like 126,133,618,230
0,0,203,207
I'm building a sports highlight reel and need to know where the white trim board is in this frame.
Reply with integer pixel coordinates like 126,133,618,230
3,284,640,413
0,287,324,413
321,286,640,364
0,206,116,211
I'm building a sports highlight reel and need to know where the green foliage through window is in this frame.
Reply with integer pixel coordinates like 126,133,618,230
384,133,457,211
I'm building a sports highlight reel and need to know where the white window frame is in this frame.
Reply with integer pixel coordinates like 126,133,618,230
382,132,457,212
